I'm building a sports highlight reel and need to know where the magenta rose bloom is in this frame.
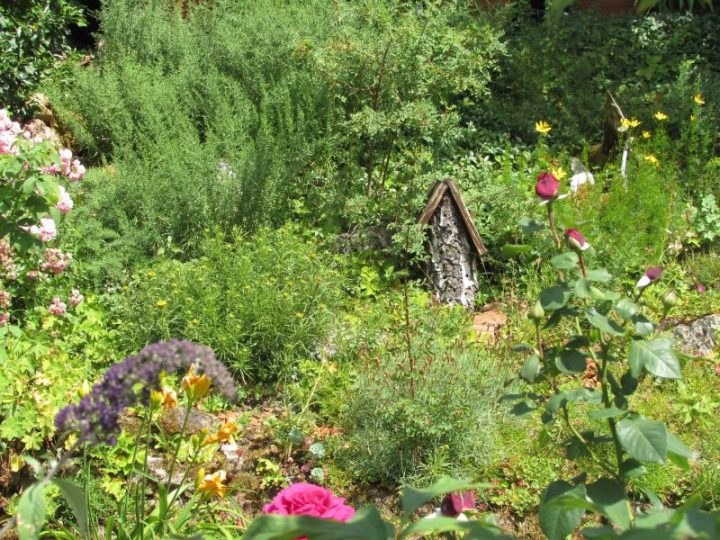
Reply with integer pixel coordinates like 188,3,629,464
535,172,560,201
440,492,476,518
636,266,663,289
564,228,591,251
264,483,355,522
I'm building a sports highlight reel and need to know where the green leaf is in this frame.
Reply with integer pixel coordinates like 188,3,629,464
586,479,631,530
620,459,647,479
632,314,655,337
540,285,572,311
574,278,593,299
615,299,638,321
519,217,545,233
53,479,87,537
401,517,511,538
586,269,612,283
551,252,579,270
17,483,47,540
400,477,489,520
501,244,532,258
539,481,587,540
520,354,541,382
586,308,625,337
666,432,692,470
616,418,667,464
629,338,681,379
242,506,393,540
555,349,587,374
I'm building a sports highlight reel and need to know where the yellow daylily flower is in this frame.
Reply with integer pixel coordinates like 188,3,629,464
550,166,567,181
160,387,178,409
641,131,651,139
694,94,705,105
181,365,212,401
644,154,660,166
654,111,668,121
156,299,167,309
535,120,552,135
197,470,229,498
690,114,697,122
203,420,237,446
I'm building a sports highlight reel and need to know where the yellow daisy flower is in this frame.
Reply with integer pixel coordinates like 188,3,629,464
694,94,705,105
197,470,229,498
535,121,552,135
654,112,668,121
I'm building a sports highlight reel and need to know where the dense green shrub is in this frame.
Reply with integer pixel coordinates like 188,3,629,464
111,227,343,383
0,0,85,117
340,290,511,484
474,7,720,150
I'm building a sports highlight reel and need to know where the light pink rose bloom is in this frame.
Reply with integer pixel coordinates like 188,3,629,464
59,148,73,164
56,185,74,214
0,312,8,326
0,290,10,308
48,297,66,316
68,159,85,181
69,289,84,307
26,217,58,242
263,483,355,527
42,164,61,175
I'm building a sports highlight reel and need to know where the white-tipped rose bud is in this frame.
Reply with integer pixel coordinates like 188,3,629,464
636,266,664,289
564,228,591,251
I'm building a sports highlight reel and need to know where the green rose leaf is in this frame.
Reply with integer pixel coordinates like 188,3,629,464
519,217,545,233
619,459,647,479
551,252,579,270
629,338,681,379
586,308,625,337
615,299,638,320
586,269,611,283
616,418,667,464
17,482,47,540
400,477,489,520
541,285,573,311
521,354,541,382
632,314,656,337
586,478,632,530
555,349,587,374
539,481,587,540
501,244,533,258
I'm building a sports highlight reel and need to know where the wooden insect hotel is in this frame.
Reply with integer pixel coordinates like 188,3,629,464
418,180,487,308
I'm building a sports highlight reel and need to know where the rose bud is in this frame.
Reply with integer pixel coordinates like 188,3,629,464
528,301,545,322
636,266,663,289
564,228,591,251
662,290,678,308
440,492,476,518
535,172,560,202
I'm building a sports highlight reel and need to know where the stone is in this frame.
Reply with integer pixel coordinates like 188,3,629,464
157,407,218,436
472,307,507,341
672,315,720,357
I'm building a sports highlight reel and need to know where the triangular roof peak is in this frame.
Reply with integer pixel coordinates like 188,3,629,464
418,179,487,257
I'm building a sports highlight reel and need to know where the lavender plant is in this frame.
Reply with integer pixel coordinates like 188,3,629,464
0,340,240,540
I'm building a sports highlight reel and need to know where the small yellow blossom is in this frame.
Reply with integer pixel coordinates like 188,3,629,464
204,421,237,446
690,114,696,122
654,111,668,121
197,470,229,498
694,94,705,105
147,271,156,278
642,130,651,139
161,387,178,409
644,154,660,166
78,379,91,398
182,364,212,401
535,120,552,135
620,117,641,129
550,166,567,181
295,312,304,319
156,299,167,309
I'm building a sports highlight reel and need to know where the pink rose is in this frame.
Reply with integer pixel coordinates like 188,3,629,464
440,492,476,518
564,228,591,251
48,297,66,316
0,312,8,326
636,266,663,289
535,172,560,201
56,185,74,214
68,159,85,181
25,217,57,242
264,483,355,523
69,289,84,307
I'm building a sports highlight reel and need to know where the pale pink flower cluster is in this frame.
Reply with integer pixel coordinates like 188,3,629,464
69,289,84,307
0,109,21,155
48,297,67,316
0,312,8,326
22,124,53,145
0,290,10,308
0,240,14,273
41,248,72,274
56,185,74,214
25,217,58,242
59,148,85,181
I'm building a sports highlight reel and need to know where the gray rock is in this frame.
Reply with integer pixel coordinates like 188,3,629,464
673,315,720,357
158,407,218,436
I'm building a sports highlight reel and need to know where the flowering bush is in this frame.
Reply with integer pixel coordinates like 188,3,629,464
0,107,85,325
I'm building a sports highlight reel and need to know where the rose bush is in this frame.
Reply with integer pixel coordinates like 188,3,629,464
0,107,85,325
264,483,356,523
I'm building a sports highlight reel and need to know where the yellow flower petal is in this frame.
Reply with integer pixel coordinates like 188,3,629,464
694,94,705,105
535,121,552,135
654,111,668,121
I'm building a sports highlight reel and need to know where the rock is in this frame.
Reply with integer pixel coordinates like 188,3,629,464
157,407,218,436
672,315,720,357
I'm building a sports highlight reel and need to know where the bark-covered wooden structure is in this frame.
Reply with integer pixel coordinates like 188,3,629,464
418,180,487,308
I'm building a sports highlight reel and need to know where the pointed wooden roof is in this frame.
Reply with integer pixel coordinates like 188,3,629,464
418,180,487,257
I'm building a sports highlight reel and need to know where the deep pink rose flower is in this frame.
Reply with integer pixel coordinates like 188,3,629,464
535,172,560,201
264,483,355,523
440,492,476,518
564,228,590,251
636,266,663,289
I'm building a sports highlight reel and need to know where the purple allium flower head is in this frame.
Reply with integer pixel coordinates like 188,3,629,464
440,492,476,518
636,266,664,289
55,339,236,444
